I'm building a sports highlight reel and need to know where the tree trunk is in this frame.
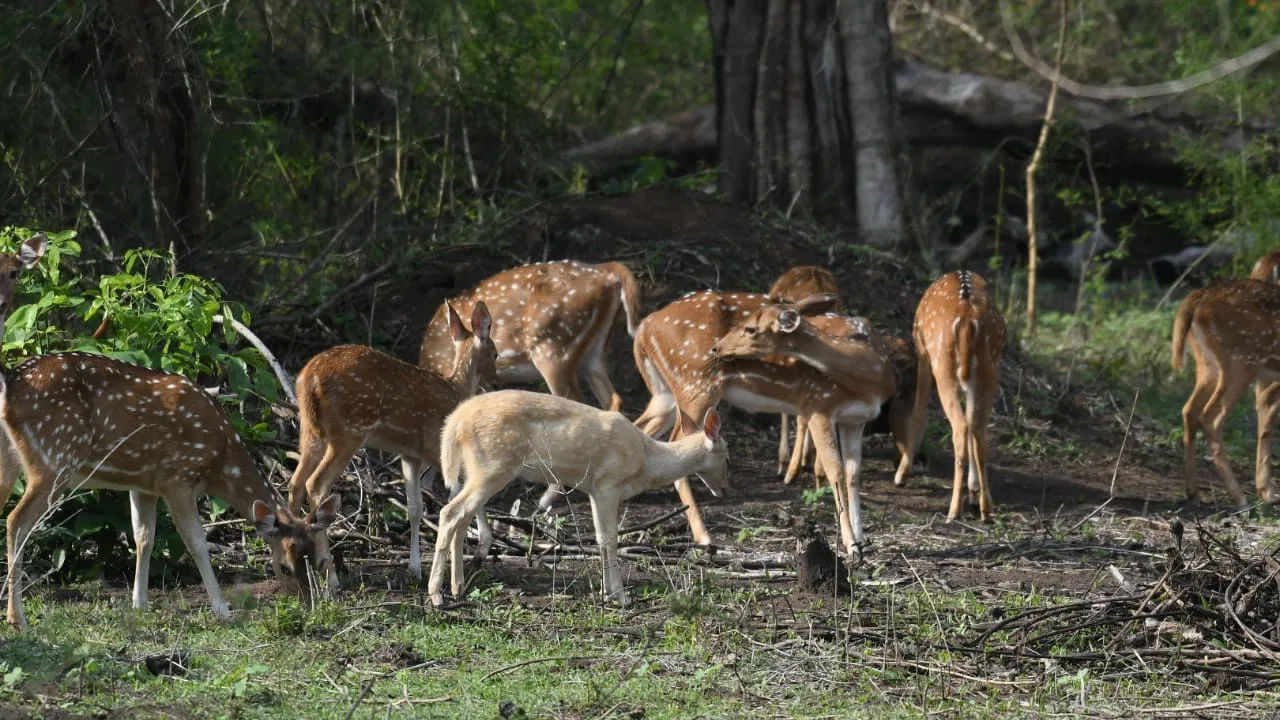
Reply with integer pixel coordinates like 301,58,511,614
705,0,903,246
111,0,206,254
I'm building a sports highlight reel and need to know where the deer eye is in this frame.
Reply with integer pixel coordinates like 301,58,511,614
744,326,757,336
7,270,17,279
280,565,294,577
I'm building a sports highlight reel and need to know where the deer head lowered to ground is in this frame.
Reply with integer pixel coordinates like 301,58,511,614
0,233,337,629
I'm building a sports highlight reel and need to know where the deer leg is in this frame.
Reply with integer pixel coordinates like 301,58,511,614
777,414,791,476
588,491,628,605
1204,372,1251,508
129,491,159,610
5,472,58,629
581,335,622,412
667,417,713,547
938,381,970,522
430,474,502,606
839,422,867,547
970,386,997,522
895,350,936,487
295,438,360,590
784,415,808,485
808,415,853,555
286,426,326,513
402,456,427,582
1254,382,1279,503
0,436,21,514
165,488,231,620
1181,373,1214,503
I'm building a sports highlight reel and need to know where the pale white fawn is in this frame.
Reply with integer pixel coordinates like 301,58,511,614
429,391,728,607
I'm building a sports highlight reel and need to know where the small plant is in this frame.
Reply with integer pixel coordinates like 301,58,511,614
801,486,833,507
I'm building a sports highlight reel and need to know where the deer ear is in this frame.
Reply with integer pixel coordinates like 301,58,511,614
677,409,697,437
777,309,801,333
447,301,466,342
310,493,340,529
792,293,838,315
252,500,280,538
20,234,46,269
470,301,492,341
701,408,721,442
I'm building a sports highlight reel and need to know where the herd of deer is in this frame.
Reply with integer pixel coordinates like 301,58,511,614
0,232,1276,627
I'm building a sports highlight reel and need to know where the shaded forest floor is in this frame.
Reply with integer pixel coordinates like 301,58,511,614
3,188,1280,718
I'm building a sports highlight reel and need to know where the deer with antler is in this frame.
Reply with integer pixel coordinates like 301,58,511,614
429,390,727,607
287,302,497,587
895,271,1006,522
0,234,337,629
1172,256,1280,507
767,267,843,479
634,289,895,552
710,304,900,551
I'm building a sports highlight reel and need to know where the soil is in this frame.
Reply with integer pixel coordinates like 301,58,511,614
324,187,1243,602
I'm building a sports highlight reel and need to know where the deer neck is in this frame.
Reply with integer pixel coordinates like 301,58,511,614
779,330,889,391
208,443,287,518
638,435,712,492
444,344,481,398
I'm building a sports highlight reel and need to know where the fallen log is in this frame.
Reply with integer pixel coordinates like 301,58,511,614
563,59,1273,185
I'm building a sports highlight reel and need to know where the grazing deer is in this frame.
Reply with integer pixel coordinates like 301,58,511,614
419,260,640,411
0,234,336,628
631,290,838,546
1172,275,1280,507
428,390,727,607
768,266,843,477
710,305,899,552
287,302,497,587
898,271,1006,522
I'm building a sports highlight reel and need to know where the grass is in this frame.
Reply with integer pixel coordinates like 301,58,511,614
2,550,1277,720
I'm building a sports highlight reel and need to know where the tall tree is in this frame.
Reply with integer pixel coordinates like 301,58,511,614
706,0,904,248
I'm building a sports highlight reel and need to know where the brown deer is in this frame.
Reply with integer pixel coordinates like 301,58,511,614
419,260,640,411
768,266,843,477
1252,250,1280,285
428,390,727,607
1,237,336,628
897,271,1006,522
288,302,497,587
1172,273,1280,507
734,312,917,490
710,305,899,551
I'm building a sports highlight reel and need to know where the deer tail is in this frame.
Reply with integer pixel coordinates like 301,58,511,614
601,261,642,337
955,316,978,385
1171,291,1199,372
440,411,464,497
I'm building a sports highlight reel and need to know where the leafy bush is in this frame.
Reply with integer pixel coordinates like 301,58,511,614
0,226,285,585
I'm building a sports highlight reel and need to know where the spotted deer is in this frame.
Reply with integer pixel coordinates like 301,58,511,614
429,390,727,607
710,305,900,551
899,271,1006,522
1,238,336,628
768,266,843,477
728,311,917,490
419,260,640,411
287,302,497,587
634,290,896,552
1252,250,1280,285
1172,270,1280,507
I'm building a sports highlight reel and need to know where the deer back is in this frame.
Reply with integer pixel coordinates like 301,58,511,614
1251,251,1280,285
913,271,1005,376
1185,279,1280,376
768,266,842,310
419,261,631,377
